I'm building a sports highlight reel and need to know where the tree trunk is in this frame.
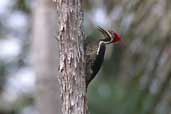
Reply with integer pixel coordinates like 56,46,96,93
32,0,61,114
56,0,86,114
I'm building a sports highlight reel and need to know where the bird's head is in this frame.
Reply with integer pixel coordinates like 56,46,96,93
97,26,121,44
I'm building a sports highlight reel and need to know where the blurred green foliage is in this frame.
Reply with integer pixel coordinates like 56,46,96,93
0,0,32,114
14,0,30,14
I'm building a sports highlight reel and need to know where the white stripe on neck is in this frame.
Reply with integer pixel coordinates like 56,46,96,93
97,41,104,55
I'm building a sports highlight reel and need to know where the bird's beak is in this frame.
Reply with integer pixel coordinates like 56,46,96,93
96,26,111,38
96,26,113,43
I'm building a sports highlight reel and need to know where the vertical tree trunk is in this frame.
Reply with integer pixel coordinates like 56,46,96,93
56,0,86,114
32,0,61,114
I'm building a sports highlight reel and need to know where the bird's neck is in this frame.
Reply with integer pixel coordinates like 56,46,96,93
97,41,106,55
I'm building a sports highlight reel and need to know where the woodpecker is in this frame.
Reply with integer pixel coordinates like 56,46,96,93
84,26,121,88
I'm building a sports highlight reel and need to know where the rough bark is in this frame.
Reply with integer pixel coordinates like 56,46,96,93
32,0,61,114
56,0,86,114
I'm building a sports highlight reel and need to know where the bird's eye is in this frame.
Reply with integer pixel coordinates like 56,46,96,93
113,34,115,39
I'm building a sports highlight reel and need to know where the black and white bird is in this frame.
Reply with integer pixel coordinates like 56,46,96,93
84,26,121,88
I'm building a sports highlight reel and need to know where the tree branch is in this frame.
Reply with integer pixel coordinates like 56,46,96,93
56,0,87,114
